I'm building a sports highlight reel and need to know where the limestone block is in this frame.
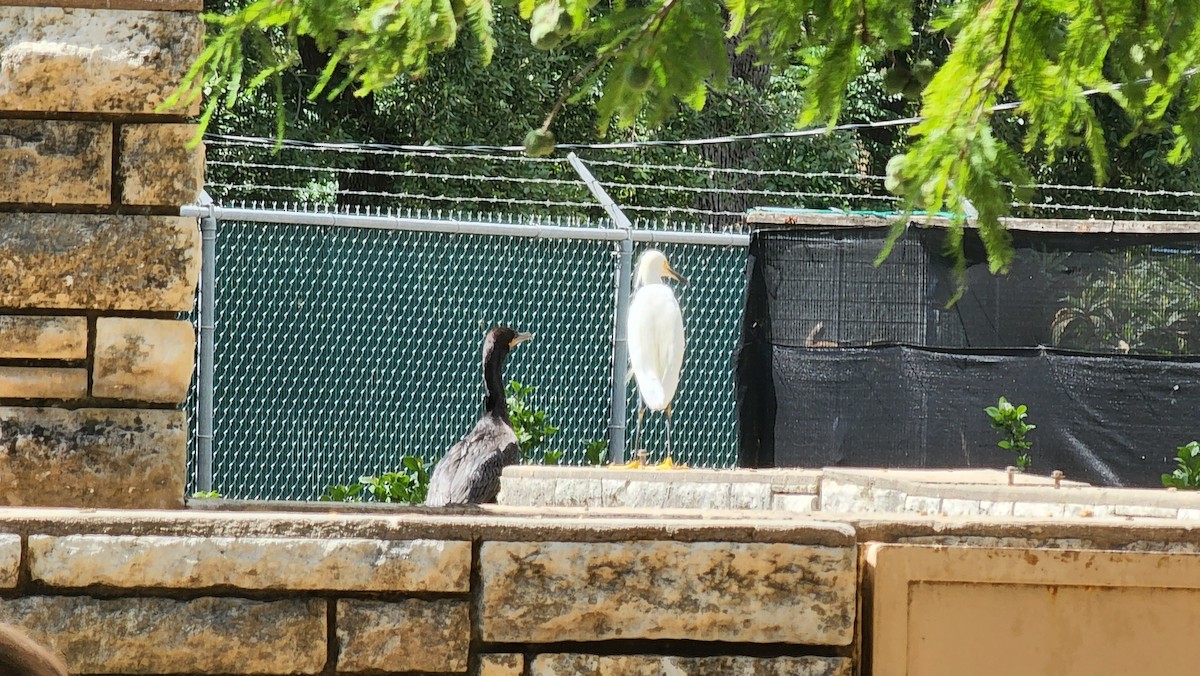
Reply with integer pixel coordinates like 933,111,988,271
29,535,471,592
0,367,87,399
0,316,87,359
336,599,470,673
612,479,670,508
0,407,185,508
982,500,1015,517
529,654,854,676
1012,501,1067,518
0,533,18,588
553,477,604,507
0,7,202,114
93,318,195,403
940,498,983,517
481,653,524,676
820,478,905,513
772,493,818,512
0,120,111,204
0,596,326,674
0,213,200,311
904,495,943,514
1178,508,1200,521
480,540,856,645
667,481,732,510
729,481,772,509
0,1,201,9
1113,504,1179,519
120,124,204,206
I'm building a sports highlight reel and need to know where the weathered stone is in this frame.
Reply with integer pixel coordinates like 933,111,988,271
904,495,943,514
0,533,18,588
982,500,1015,517
0,595,326,674
29,534,471,591
0,316,87,360
93,318,195,403
729,481,773,509
480,653,524,676
529,654,854,676
0,407,185,508
0,120,111,204
1178,508,1200,521
940,498,983,517
0,1,201,9
772,493,818,512
120,124,203,206
0,213,200,311
553,477,603,507
337,599,469,673
1012,501,1066,518
480,540,856,645
0,366,87,399
1113,504,1179,519
667,481,732,510
0,7,202,114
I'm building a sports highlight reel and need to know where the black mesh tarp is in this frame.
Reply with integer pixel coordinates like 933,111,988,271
735,225,1200,487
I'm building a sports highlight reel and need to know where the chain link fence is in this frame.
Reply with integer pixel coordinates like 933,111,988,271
186,211,748,500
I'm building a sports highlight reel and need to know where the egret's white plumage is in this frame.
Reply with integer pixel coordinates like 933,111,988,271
627,249,686,457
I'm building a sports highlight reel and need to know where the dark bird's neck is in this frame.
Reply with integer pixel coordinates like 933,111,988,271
482,346,510,423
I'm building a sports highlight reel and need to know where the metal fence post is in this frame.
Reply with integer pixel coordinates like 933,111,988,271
196,190,217,493
567,153,633,464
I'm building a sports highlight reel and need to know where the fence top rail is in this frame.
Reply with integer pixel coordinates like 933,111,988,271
746,208,1200,235
179,205,751,247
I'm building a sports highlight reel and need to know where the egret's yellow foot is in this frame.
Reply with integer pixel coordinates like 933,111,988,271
654,456,687,469
608,459,644,469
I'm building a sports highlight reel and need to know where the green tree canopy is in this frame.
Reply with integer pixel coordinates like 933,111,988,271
182,0,1200,272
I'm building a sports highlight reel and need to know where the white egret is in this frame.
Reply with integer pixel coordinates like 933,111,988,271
626,249,686,463
426,326,533,506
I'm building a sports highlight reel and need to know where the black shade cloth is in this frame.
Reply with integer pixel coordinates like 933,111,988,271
736,225,1200,487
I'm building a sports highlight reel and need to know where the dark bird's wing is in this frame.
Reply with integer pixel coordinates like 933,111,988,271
425,418,519,507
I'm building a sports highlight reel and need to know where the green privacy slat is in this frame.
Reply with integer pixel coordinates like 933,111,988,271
186,221,746,500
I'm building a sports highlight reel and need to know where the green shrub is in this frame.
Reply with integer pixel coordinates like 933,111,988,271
1162,441,1200,489
984,396,1035,472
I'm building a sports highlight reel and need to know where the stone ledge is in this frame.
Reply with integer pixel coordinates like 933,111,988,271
0,7,203,114
529,654,854,676
480,540,857,645
120,124,204,206
0,595,327,674
0,1,200,9
0,316,87,360
336,599,470,673
480,653,524,676
0,533,17,588
0,120,111,204
28,534,471,591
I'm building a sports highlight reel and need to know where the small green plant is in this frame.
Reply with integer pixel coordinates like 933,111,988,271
191,490,222,499
583,439,608,465
984,397,1035,472
320,456,431,503
506,380,559,463
1162,441,1200,489
541,449,564,465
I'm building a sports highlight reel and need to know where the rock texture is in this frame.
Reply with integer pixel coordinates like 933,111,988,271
0,407,186,508
0,214,200,311
0,120,111,204
336,599,470,673
0,533,17,588
0,7,202,114
480,540,856,645
29,535,471,591
0,316,87,360
0,596,326,674
0,367,87,399
529,655,854,676
92,318,195,403
480,653,525,676
120,124,203,206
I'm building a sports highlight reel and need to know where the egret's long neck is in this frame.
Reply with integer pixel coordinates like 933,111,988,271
482,347,509,421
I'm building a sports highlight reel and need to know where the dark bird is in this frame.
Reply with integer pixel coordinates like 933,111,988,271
425,325,533,507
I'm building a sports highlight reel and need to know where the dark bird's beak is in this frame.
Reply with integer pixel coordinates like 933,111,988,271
510,332,534,347
666,264,688,287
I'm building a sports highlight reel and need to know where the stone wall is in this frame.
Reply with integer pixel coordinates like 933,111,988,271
0,507,858,675
0,2,203,508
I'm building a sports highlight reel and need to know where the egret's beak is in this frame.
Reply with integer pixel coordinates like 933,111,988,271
666,263,688,286
510,332,534,347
